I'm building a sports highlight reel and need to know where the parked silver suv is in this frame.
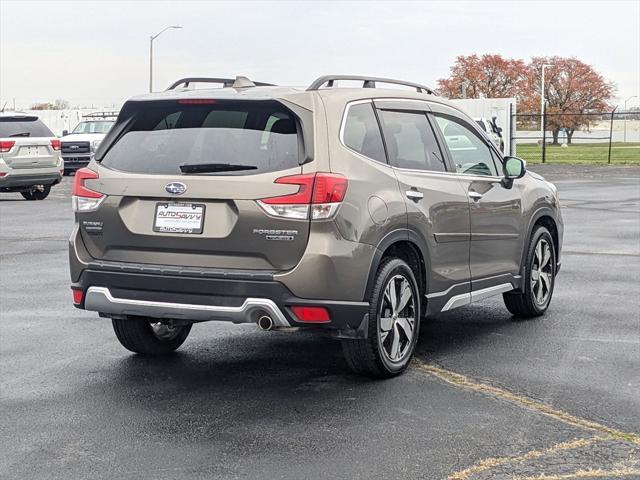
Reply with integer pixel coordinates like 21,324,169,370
0,112,63,200
69,75,563,377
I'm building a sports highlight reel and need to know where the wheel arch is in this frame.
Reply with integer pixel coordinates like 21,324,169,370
363,229,429,305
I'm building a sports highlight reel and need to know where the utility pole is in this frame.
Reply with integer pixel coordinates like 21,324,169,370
149,25,183,93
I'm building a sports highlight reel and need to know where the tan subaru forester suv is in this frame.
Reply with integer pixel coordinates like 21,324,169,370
69,75,563,378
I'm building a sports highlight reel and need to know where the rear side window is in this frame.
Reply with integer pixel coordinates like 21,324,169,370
342,103,386,163
0,117,54,138
378,110,446,172
101,100,300,175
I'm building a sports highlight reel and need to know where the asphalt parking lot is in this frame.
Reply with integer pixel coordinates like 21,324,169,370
1,166,639,480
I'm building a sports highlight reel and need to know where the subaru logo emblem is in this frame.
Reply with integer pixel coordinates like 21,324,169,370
165,182,187,195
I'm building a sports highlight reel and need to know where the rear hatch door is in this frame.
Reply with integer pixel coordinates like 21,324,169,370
80,98,312,271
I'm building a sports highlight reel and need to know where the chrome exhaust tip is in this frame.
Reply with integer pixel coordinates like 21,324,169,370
257,315,274,331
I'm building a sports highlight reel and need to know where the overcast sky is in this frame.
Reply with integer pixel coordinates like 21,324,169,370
1,0,638,109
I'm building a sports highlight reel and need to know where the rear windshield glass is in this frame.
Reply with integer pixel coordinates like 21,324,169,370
101,100,300,175
0,117,54,138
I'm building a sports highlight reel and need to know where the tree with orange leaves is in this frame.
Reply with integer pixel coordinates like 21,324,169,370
438,55,615,144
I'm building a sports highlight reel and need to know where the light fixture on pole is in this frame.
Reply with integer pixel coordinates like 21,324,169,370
623,95,637,143
540,64,554,139
149,25,183,93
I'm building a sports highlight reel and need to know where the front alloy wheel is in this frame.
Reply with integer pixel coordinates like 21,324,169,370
531,238,553,306
504,225,556,318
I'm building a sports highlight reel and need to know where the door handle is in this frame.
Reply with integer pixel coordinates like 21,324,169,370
405,190,424,201
469,191,483,201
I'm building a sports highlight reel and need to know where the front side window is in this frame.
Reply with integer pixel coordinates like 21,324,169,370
100,100,299,175
378,109,446,172
342,102,386,163
433,114,499,176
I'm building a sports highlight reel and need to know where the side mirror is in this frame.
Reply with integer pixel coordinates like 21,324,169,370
62,130,68,136
501,156,526,189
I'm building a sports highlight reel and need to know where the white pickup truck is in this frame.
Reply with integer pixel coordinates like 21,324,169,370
60,113,117,175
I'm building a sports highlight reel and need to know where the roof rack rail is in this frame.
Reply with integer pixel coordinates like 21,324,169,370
166,76,275,91
82,111,120,119
307,75,435,95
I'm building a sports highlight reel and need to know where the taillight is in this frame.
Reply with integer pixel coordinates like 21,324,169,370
290,306,331,323
0,140,15,153
257,173,348,220
50,139,61,150
72,168,105,212
71,288,84,305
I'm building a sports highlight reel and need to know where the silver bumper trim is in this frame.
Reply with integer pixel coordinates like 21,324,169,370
84,286,291,326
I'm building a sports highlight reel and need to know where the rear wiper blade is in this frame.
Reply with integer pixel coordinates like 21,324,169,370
9,132,30,137
179,163,258,174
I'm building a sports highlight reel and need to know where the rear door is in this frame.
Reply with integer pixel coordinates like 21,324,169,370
374,100,471,309
81,99,312,271
0,116,59,169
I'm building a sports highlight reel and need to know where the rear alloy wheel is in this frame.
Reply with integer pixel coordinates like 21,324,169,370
21,184,51,201
503,226,556,318
341,258,420,378
112,317,192,355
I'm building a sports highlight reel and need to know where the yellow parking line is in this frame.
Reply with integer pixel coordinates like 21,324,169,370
513,467,640,479
446,437,602,480
411,359,640,445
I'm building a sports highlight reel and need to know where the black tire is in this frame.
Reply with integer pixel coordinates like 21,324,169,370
63,169,71,176
112,317,192,355
21,185,51,200
341,258,421,378
503,226,556,318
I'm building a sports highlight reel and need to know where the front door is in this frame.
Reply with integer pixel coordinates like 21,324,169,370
430,106,523,292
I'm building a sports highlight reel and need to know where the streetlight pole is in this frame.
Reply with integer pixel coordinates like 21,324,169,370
540,64,554,140
149,25,183,93
623,95,637,143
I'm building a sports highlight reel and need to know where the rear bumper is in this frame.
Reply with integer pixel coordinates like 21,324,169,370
0,171,62,190
72,268,370,339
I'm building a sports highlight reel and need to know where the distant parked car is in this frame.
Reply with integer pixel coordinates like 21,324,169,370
0,112,63,200
475,117,504,152
61,112,117,175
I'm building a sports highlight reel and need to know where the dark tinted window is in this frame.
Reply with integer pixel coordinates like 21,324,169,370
101,101,299,175
342,103,386,163
433,114,499,176
378,110,446,172
0,116,54,138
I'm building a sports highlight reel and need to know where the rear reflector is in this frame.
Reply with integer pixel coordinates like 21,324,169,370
50,139,61,150
72,288,83,305
0,140,15,153
290,306,331,323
